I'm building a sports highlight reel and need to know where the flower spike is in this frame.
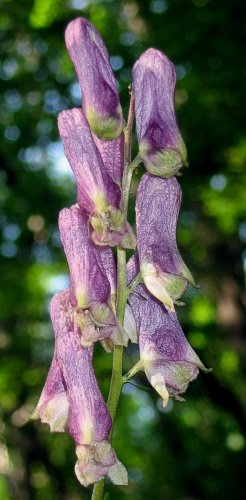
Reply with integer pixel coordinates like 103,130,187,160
136,174,195,311
133,48,187,177
65,17,123,140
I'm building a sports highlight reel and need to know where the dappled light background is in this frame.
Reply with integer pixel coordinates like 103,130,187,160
1,0,246,498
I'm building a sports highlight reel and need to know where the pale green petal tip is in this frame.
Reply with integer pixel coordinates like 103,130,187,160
87,108,123,140
107,460,128,485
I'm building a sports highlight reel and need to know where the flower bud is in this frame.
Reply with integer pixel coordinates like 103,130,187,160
133,49,187,177
65,17,123,140
136,174,195,311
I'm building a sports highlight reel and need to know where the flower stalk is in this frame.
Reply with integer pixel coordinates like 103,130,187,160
33,17,209,500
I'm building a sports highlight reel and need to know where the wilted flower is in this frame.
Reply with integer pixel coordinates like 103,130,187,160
136,173,195,311
127,256,208,407
58,108,136,249
65,17,123,140
133,48,187,177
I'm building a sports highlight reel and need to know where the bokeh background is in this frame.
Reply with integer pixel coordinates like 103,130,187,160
1,0,246,498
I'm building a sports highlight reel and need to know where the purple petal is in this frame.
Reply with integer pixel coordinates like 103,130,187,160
93,132,124,186
136,174,195,311
31,355,69,432
133,49,187,177
65,17,123,140
58,108,120,214
58,205,111,309
139,298,207,406
95,245,117,299
50,290,112,445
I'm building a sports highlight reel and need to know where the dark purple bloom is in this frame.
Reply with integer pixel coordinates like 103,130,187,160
136,173,195,311
127,256,207,406
65,17,123,140
133,49,187,177
58,205,127,346
58,109,135,249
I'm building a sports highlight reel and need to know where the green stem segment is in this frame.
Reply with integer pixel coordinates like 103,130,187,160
91,92,136,500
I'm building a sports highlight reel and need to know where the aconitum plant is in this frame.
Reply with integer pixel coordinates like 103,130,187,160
32,17,209,499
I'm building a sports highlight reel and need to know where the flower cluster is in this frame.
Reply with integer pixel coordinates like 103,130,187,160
33,17,208,490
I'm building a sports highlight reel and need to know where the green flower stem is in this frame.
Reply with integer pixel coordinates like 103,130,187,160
91,480,104,500
91,92,136,500
122,360,143,383
126,272,142,296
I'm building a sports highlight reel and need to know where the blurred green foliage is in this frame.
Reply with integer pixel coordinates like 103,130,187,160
0,0,246,498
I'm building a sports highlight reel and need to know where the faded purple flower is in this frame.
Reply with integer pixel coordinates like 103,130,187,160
33,290,128,487
65,17,123,140
31,355,69,433
127,256,208,406
133,49,187,177
58,108,135,249
136,173,195,312
58,205,127,346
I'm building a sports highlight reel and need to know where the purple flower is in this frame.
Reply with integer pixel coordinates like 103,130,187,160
133,49,187,177
51,290,128,486
127,256,208,406
58,109,136,249
31,355,69,433
34,290,128,487
136,173,195,311
58,205,127,346
65,17,123,140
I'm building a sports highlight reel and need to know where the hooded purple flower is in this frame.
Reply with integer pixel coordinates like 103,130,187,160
52,290,128,486
34,290,128,487
127,256,208,406
133,49,187,177
58,108,135,249
65,17,123,140
136,173,195,312
58,205,127,346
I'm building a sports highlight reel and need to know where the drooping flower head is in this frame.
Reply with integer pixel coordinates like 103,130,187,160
58,109,135,249
127,256,208,407
133,48,187,177
136,173,195,312
65,17,123,140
